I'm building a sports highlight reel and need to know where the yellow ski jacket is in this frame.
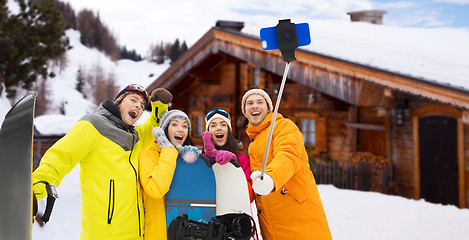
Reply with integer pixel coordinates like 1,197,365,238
139,143,178,240
32,100,167,240
246,112,332,240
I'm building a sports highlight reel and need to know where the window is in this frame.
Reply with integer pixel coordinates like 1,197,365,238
295,113,327,153
195,115,204,137
301,119,316,145
252,67,260,86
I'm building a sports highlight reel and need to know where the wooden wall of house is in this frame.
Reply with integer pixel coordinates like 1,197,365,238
391,117,414,198
169,61,352,162
33,137,62,156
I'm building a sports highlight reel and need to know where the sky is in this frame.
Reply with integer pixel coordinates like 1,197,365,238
31,165,469,240
64,0,469,55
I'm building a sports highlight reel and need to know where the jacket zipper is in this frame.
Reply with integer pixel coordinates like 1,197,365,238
107,179,115,224
128,134,142,236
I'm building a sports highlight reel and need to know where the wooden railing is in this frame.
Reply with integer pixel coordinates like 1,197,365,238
310,160,390,193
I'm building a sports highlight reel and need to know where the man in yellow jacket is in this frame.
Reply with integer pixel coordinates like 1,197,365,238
242,89,332,240
32,84,172,240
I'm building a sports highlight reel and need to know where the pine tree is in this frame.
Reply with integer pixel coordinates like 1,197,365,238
76,67,85,94
180,41,188,56
157,42,165,64
0,0,71,98
120,46,143,61
77,9,120,61
169,38,181,65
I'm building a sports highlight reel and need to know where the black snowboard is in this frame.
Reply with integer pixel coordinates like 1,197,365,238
0,91,37,240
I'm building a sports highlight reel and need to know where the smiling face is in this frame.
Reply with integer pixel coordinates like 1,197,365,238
243,94,270,126
118,93,145,125
167,117,189,146
208,118,229,147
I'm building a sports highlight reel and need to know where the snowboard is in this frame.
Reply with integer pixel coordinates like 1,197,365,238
165,156,217,229
0,91,37,240
212,161,251,216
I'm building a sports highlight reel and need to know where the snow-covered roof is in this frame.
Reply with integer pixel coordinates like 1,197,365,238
277,20,469,92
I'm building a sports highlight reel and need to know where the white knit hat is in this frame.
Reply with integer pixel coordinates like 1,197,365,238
241,89,273,114
205,107,232,130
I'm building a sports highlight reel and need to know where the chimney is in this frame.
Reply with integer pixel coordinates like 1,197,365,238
216,20,244,32
346,10,387,25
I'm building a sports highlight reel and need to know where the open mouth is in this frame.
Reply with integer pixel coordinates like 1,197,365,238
251,111,261,117
129,110,138,119
174,136,183,141
215,133,224,139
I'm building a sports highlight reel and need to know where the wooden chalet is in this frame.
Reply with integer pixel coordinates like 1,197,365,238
147,20,469,208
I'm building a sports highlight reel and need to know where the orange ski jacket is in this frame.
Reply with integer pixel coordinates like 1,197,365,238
246,112,332,240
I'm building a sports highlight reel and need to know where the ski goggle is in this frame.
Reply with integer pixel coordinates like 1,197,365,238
128,84,149,96
205,107,230,121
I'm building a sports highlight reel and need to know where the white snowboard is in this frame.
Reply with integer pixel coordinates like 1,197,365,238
212,161,252,216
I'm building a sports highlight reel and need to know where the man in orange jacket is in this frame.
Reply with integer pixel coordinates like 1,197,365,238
242,88,332,240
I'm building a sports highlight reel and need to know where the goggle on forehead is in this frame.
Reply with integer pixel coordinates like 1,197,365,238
205,107,230,121
129,84,149,96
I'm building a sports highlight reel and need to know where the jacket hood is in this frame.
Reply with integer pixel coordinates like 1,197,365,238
79,101,140,151
100,100,133,130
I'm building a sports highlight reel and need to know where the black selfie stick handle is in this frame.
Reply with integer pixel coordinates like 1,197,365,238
275,19,298,63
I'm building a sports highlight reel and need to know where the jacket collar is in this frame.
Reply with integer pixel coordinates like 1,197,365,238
246,112,284,140
100,100,134,131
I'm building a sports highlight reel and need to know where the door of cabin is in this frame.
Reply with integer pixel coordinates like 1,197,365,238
419,116,458,206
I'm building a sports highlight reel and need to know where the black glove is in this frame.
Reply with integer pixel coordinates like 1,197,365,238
33,193,38,219
150,88,172,104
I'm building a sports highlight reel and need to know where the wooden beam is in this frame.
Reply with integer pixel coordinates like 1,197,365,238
413,116,420,200
190,69,220,81
458,118,466,208
348,107,357,152
346,122,386,131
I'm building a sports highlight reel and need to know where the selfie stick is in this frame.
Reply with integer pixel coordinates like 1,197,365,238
259,19,305,179
260,62,291,179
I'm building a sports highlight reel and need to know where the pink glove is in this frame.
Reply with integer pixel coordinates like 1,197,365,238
215,150,237,165
202,131,218,158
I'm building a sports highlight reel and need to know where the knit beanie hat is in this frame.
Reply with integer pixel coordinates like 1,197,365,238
160,110,191,135
205,107,232,130
113,84,150,107
241,88,273,113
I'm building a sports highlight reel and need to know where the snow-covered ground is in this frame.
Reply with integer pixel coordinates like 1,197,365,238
32,165,469,240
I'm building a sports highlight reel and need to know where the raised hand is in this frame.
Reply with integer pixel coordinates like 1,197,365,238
152,127,174,149
215,150,237,165
202,131,217,158
177,145,200,163
251,171,274,196
150,88,172,104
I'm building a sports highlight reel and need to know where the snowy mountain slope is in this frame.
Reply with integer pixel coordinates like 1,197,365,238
29,29,170,135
